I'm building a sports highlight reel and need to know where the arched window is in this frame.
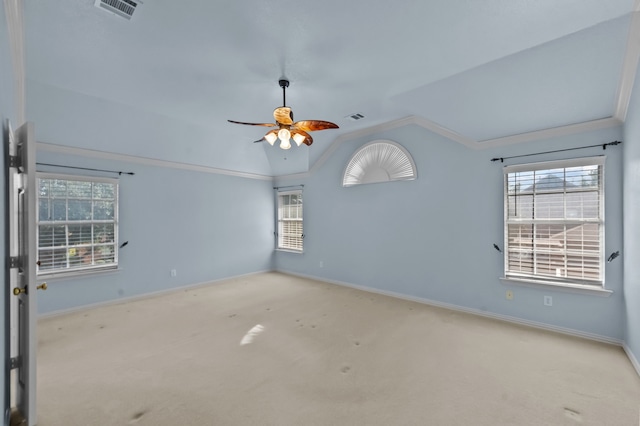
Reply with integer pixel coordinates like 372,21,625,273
342,140,417,187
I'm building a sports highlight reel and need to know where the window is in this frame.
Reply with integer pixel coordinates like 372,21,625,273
37,174,119,276
277,190,303,252
504,157,604,287
342,140,417,187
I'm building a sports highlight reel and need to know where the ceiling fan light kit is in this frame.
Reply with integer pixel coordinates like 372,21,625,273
228,79,339,150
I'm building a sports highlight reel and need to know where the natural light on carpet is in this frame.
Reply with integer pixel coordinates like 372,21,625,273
240,324,265,345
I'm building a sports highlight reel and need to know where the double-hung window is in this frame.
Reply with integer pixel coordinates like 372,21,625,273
277,190,303,252
504,157,604,287
37,174,119,276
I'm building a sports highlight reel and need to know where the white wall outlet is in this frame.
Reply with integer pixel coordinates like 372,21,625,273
319,261,324,268
170,269,177,277
506,290,513,300
544,295,553,306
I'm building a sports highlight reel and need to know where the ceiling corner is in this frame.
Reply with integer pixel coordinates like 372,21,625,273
614,6,640,120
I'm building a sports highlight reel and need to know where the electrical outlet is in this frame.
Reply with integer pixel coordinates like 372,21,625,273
544,295,553,306
506,290,513,300
170,269,177,277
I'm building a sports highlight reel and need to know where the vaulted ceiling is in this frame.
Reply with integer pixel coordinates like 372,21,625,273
23,0,640,176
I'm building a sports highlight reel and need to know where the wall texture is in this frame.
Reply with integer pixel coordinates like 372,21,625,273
623,63,640,370
275,124,625,341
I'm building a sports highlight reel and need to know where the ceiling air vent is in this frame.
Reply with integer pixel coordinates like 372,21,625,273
345,113,365,122
94,0,141,20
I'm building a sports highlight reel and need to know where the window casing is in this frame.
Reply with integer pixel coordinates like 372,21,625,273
37,173,119,276
277,190,303,252
504,157,604,287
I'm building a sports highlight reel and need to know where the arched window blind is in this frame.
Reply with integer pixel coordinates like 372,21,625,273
342,140,416,187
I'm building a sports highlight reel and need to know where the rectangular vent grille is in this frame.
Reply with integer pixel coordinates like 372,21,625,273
95,0,139,20
345,113,365,121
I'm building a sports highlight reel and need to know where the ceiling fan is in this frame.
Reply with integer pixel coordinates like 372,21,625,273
228,79,339,150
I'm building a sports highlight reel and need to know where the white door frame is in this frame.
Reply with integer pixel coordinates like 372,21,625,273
6,120,38,425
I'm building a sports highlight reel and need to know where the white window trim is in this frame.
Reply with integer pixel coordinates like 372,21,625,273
37,172,119,278
276,189,304,253
502,156,606,289
499,277,612,297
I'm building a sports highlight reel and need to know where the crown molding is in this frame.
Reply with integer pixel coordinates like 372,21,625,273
305,115,473,177
410,115,478,149
476,116,622,148
614,3,640,121
305,116,414,176
277,114,623,179
49,110,622,183
3,0,26,125
36,142,274,181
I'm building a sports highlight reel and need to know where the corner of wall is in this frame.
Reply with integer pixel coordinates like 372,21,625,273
623,343,640,377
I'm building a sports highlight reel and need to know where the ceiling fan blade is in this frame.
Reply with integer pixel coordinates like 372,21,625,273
253,138,265,143
227,120,276,127
273,107,294,125
293,120,339,132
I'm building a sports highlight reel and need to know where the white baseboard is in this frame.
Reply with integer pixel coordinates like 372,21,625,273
278,270,624,346
38,269,273,319
623,343,640,378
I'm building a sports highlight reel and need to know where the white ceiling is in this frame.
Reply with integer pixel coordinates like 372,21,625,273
23,0,639,176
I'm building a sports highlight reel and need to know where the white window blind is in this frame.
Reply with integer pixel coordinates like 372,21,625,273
277,190,303,251
504,157,604,286
342,140,417,187
37,173,119,276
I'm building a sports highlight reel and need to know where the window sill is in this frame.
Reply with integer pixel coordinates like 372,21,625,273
499,277,613,297
275,249,304,255
38,267,120,282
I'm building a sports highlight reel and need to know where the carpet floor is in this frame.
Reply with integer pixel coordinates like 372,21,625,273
37,272,640,425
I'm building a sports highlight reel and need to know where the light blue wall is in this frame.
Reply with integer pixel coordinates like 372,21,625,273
26,77,277,314
623,63,640,366
1,0,15,420
275,124,625,341
34,150,275,314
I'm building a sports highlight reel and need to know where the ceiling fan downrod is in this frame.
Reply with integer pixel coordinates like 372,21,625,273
279,79,289,107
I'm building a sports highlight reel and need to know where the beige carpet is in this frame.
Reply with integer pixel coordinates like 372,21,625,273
37,272,640,425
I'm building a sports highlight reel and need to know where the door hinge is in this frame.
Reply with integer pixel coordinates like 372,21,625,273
9,256,20,269
9,155,20,169
9,356,22,370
